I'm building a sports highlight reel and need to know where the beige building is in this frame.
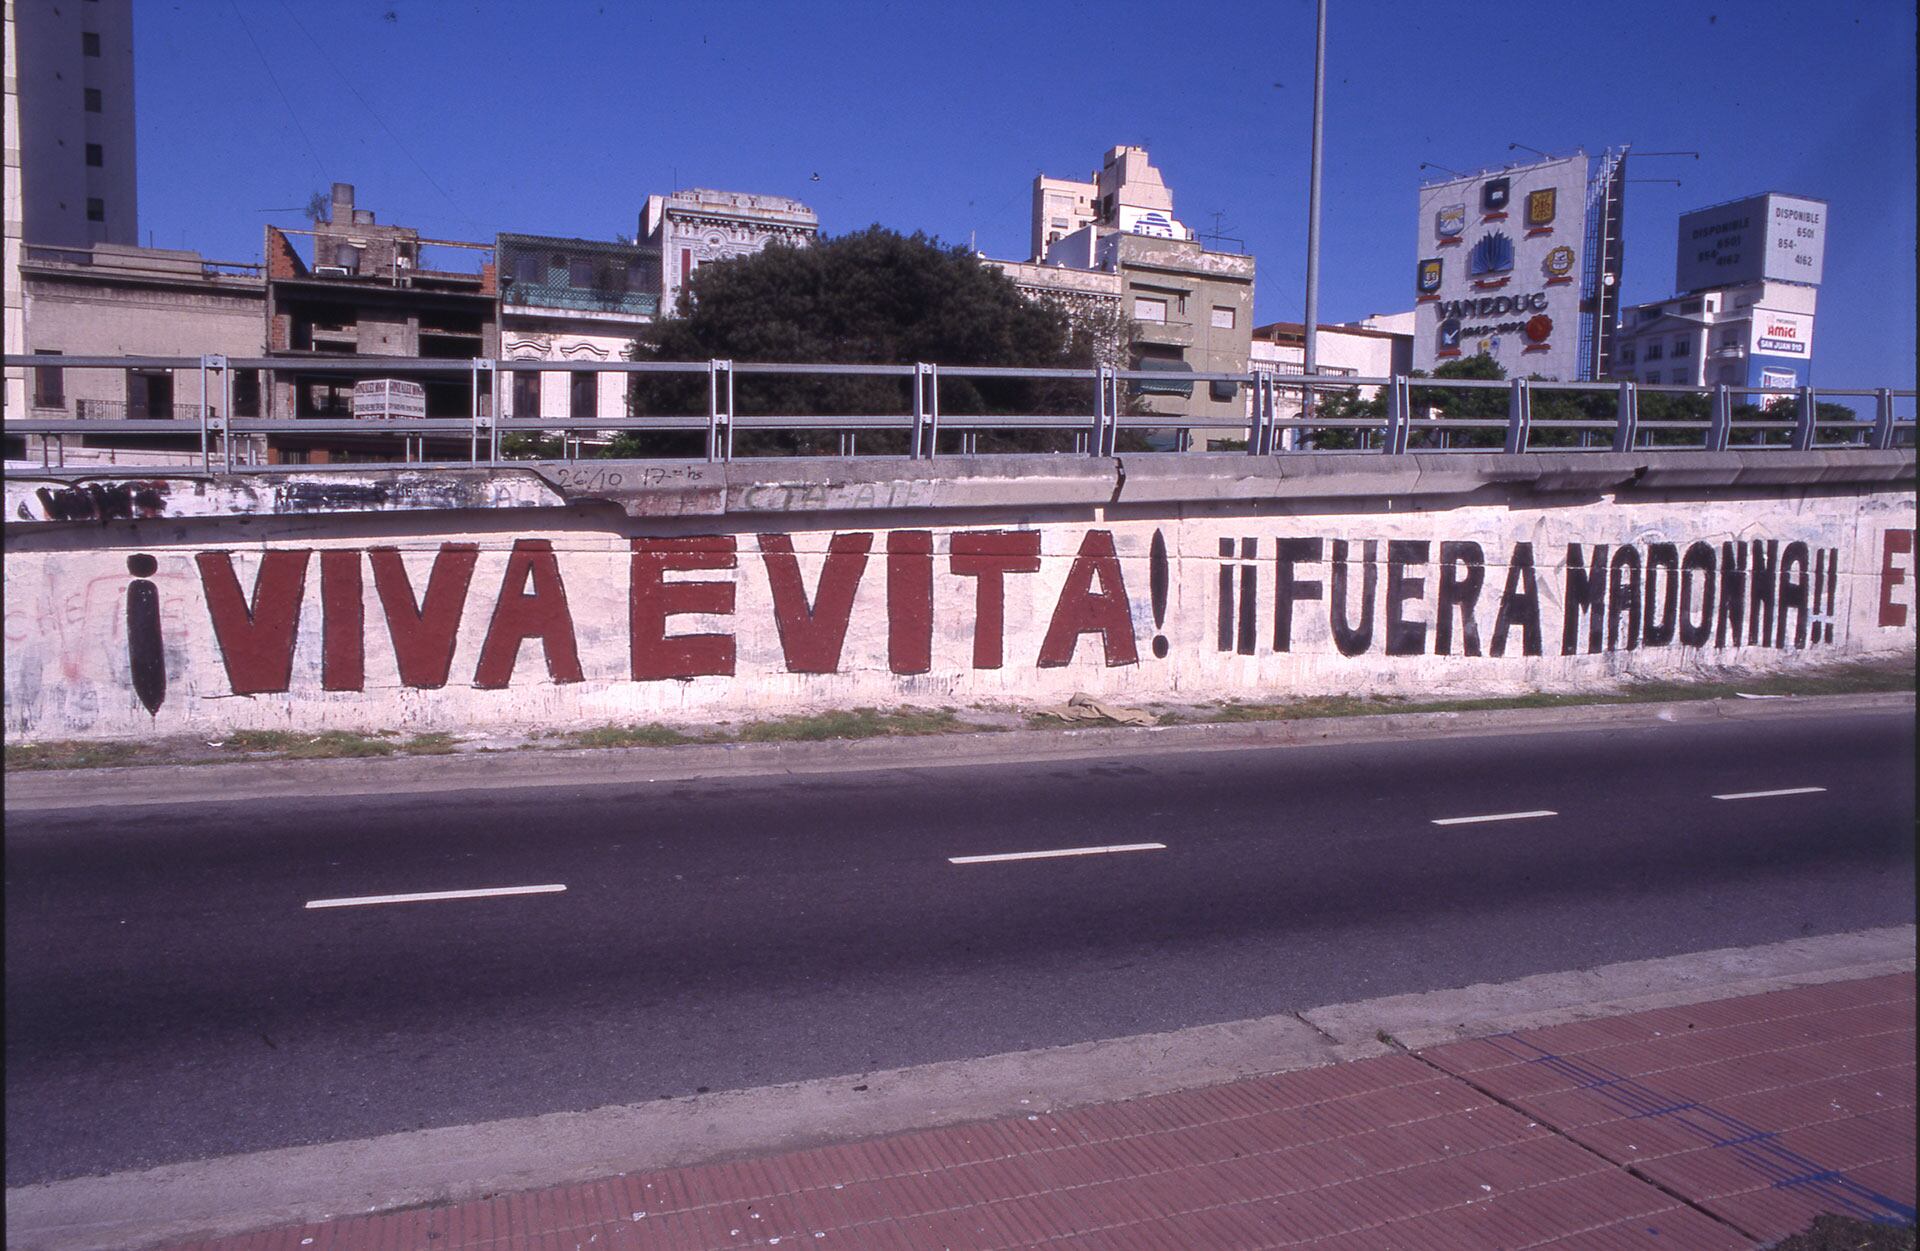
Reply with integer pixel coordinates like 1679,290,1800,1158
1002,146,1255,436
497,232,660,422
14,243,265,463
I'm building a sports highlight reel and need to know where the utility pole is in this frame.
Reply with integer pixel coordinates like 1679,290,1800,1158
1302,0,1327,425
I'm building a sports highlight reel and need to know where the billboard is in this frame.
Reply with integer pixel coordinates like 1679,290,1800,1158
1414,154,1593,381
1117,205,1186,240
1749,308,1812,359
352,379,427,421
1675,193,1827,293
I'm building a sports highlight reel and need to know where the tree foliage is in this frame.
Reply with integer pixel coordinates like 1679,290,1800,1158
618,227,1114,457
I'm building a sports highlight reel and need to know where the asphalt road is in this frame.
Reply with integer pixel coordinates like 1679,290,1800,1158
5,708,1915,1186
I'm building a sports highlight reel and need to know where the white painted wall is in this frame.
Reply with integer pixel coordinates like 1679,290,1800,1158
5,487,1913,741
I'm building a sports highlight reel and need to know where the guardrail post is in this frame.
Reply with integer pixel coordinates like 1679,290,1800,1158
1870,388,1896,450
926,363,942,458
1706,384,1732,451
471,359,496,465
1791,386,1817,451
1090,367,1118,459
199,354,232,473
706,359,733,462
1382,375,1410,454
1503,378,1531,454
1612,380,1639,453
1247,373,1271,456
911,363,941,459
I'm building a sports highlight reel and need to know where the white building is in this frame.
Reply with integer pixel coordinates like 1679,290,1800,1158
497,233,659,422
640,189,818,316
1611,280,1818,392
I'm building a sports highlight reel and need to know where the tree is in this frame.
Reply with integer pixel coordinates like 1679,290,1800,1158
618,227,1113,457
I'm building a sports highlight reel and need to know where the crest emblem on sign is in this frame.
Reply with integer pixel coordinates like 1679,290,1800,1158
1436,204,1466,243
1469,231,1515,277
1437,317,1462,355
1523,313,1554,353
1543,244,1575,286
1526,188,1556,229
1417,257,1443,296
1481,177,1511,217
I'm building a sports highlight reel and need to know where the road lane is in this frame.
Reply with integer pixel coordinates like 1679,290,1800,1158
5,708,1913,1185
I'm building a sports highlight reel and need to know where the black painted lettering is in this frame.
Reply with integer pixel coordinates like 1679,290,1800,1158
1777,541,1810,649
1435,541,1484,657
1563,544,1608,655
1273,537,1324,653
1716,541,1747,647
1643,543,1679,648
1607,546,1642,652
1385,541,1430,657
1329,539,1378,657
1679,541,1716,647
1491,542,1542,657
1748,539,1778,648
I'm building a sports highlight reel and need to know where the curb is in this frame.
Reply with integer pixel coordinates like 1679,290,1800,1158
6,926,1912,1251
6,689,1914,813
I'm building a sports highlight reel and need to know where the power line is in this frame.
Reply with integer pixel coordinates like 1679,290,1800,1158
274,0,484,235
228,0,328,187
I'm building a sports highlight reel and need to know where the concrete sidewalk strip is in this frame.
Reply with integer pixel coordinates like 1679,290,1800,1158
14,931,1904,1251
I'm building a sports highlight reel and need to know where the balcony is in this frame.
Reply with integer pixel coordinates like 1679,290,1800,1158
1132,318,1196,349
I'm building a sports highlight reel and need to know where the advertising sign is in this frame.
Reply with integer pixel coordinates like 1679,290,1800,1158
1675,193,1827,293
352,379,428,421
1416,155,1589,379
1748,308,1812,359
1117,206,1183,240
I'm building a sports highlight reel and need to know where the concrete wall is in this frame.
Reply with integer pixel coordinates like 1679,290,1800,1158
3,453,1913,742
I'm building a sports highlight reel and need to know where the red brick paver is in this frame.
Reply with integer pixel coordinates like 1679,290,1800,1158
164,974,1916,1251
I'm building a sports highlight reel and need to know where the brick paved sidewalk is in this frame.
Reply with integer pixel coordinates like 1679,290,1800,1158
163,973,1916,1251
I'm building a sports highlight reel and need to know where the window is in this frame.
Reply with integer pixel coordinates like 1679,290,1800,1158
1211,306,1236,330
85,143,103,167
233,370,261,417
1644,341,1664,362
513,371,541,418
83,87,102,112
569,371,596,420
569,258,595,288
33,351,64,407
86,198,105,222
1678,299,1702,314
1618,344,1636,365
513,253,541,284
1673,336,1692,356
82,31,101,55
1133,296,1168,323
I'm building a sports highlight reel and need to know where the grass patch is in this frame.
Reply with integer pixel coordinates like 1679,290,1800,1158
563,723,702,749
224,729,396,759
3,739,150,770
735,706,969,743
400,732,461,755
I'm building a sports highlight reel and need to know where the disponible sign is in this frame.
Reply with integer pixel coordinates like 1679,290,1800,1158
352,379,427,421
1675,193,1827,292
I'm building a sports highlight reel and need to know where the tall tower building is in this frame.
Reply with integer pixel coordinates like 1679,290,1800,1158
10,0,138,249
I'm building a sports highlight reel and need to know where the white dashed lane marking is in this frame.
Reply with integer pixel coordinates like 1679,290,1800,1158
304,884,568,910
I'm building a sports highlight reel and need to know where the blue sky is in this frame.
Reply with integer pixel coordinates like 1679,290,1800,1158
135,0,1915,386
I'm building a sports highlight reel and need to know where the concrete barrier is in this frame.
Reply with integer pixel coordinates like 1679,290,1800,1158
4,453,1914,742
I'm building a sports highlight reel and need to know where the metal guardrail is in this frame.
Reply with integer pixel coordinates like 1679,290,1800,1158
4,354,1914,472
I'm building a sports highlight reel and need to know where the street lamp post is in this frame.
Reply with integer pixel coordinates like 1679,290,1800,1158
1302,0,1327,434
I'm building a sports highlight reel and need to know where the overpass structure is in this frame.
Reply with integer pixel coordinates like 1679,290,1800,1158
4,356,1915,744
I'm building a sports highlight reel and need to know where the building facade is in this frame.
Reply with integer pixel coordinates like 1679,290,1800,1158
497,232,660,422
1611,281,1818,392
1413,149,1627,381
640,189,818,316
1005,146,1254,432
263,185,497,461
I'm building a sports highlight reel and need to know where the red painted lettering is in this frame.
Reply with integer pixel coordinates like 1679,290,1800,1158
950,530,1042,670
320,550,363,691
370,544,478,689
473,540,583,689
631,536,736,680
887,531,933,675
1880,529,1915,628
196,550,311,695
759,533,872,674
1038,530,1139,667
